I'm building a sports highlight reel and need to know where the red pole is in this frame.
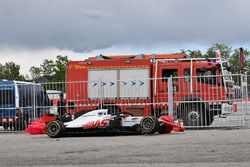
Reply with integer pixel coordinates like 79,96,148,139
239,47,244,72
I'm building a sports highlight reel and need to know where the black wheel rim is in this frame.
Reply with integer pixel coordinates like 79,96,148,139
188,111,199,124
48,123,59,135
142,118,154,130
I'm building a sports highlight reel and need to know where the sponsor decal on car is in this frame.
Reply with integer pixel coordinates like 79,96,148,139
83,118,110,129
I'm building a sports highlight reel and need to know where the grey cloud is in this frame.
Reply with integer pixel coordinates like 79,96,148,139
0,0,250,52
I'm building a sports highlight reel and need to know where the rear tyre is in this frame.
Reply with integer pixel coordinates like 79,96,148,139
140,116,159,134
182,103,213,126
46,120,65,138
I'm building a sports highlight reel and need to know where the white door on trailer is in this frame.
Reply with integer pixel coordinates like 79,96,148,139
88,70,117,99
120,69,150,99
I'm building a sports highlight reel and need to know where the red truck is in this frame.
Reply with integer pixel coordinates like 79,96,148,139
66,53,236,126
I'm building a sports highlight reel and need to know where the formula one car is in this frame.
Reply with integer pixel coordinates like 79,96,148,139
43,109,184,138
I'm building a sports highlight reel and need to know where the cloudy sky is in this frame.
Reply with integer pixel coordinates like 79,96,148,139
0,0,250,75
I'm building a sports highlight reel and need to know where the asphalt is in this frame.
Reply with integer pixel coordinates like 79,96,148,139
0,129,250,166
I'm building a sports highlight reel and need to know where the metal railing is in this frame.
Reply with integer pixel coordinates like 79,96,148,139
0,74,249,132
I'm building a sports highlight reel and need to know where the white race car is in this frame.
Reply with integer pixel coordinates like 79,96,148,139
44,109,184,138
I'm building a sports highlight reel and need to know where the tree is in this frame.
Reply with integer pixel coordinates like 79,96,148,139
0,63,4,79
0,62,25,80
28,55,70,83
54,55,69,81
180,49,204,58
40,59,56,76
180,43,250,75
29,66,42,81
206,43,232,59
230,48,250,74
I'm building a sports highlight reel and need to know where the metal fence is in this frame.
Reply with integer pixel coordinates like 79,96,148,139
0,74,249,132
173,74,248,128
0,81,51,131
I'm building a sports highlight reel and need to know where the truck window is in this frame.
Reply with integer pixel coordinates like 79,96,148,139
35,86,49,106
0,89,14,105
18,84,33,107
196,68,217,85
18,84,50,107
162,69,178,82
184,69,191,82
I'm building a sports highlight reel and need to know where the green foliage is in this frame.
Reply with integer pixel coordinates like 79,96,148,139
180,43,250,74
180,49,203,58
54,55,69,81
29,66,42,81
181,43,233,59
229,48,250,74
0,55,69,82
40,59,56,76
0,64,4,79
0,62,25,80
29,55,69,82
206,43,232,59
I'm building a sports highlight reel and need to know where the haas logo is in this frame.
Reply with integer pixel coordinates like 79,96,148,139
83,118,110,129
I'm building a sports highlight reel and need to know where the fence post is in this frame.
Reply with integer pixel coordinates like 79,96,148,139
240,74,247,127
99,79,103,109
33,81,36,119
247,74,250,128
168,77,173,116
243,73,248,128
245,73,248,101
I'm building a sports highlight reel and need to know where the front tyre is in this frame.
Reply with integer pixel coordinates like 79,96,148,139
183,103,213,126
46,120,65,138
140,116,159,134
